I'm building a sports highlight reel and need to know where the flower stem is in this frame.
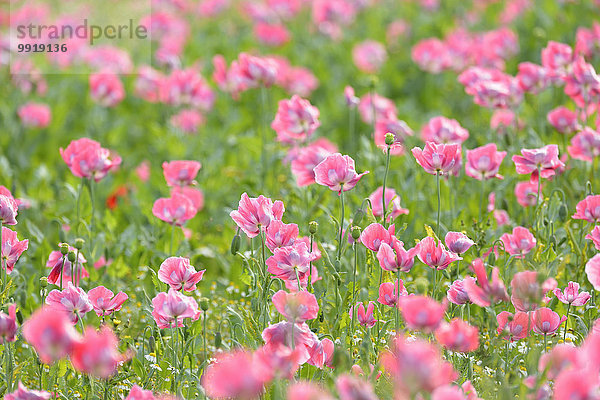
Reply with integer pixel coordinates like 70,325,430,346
0,221,4,294
436,172,441,236
170,223,175,255
259,86,269,190
563,303,571,342
350,243,358,354
395,268,401,333
382,146,391,226
337,185,345,261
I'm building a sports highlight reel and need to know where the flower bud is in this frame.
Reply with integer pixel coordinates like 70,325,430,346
200,297,209,311
40,276,48,288
230,234,241,256
214,331,222,349
59,243,69,255
351,226,362,240
74,238,84,250
385,132,395,146
67,251,76,263
558,204,568,222
309,221,318,235
148,335,156,353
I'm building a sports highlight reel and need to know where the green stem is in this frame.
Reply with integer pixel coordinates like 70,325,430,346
563,303,571,342
0,221,4,294
395,268,401,333
337,185,345,261
479,178,485,223
76,178,83,235
382,146,391,225
436,172,441,236
203,311,207,372
6,340,13,392
260,86,269,190
350,243,358,355
170,223,175,255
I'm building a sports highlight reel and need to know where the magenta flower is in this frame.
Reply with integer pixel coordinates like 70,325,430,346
541,41,573,78
500,226,536,257
360,223,395,252
376,237,417,272
265,220,299,252
230,192,285,238
271,95,320,144
171,186,204,211
553,282,590,306
89,72,125,107
151,289,200,329
411,141,461,176
5,382,51,400
416,236,462,271
1,226,28,274
234,52,279,89
272,290,319,323
510,270,543,312
435,318,479,353
515,181,542,207
585,254,600,291
0,304,17,344
367,187,409,222
152,192,197,226
87,286,129,317
463,258,508,307
564,56,600,108
71,326,128,379
158,257,205,292
447,278,473,305
46,247,88,286
266,242,314,281
573,195,600,223
0,193,18,225
512,144,564,183
421,116,469,144
60,138,122,182
465,143,506,180
313,153,369,194
350,302,377,328
399,295,446,333
532,307,566,335
202,350,266,400
547,106,580,134
336,374,378,400
516,62,548,94
18,102,51,129
160,68,215,111
377,279,407,307
496,311,530,341
586,226,600,250
45,282,93,324
444,231,475,254
568,127,600,162
162,160,201,187
290,138,337,187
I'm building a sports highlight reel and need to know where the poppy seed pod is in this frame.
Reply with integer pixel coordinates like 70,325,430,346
309,221,318,235
67,251,76,263
40,277,48,288
385,132,395,146
74,238,84,250
351,226,362,240
200,297,209,311
60,243,69,255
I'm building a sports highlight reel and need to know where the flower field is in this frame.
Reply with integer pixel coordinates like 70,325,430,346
2,0,600,398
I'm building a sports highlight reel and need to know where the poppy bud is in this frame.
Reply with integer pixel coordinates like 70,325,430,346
558,204,568,222
16,308,23,324
40,277,48,288
200,297,209,311
67,251,76,263
352,207,365,225
230,234,241,255
309,221,318,235
74,238,84,250
214,331,222,349
148,336,155,353
385,132,395,146
332,347,351,370
351,226,361,240
60,243,69,255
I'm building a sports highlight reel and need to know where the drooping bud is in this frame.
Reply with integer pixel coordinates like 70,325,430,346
230,234,241,256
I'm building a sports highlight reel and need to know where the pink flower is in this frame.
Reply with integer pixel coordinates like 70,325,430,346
491,109,522,134
162,160,201,187
254,23,290,47
287,382,334,400
421,116,469,144
254,343,304,380
537,343,580,380
585,254,600,291
447,278,473,305
360,223,395,252
336,374,378,400
230,193,285,238
586,226,600,250
553,282,591,306
0,304,17,344
272,290,319,323
202,350,266,399
272,95,320,145
125,385,158,400
516,62,548,93
5,382,51,400
160,68,214,111
171,186,204,211
290,138,337,187
350,302,377,328
158,257,205,292
151,289,200,329
444,231,475,254
134,66,164,103
170,109,205,134
136,161,151,182
313,153,369,193
532,307,566,335
46,247,88,286
547,106,580,134
1,226,28,274
573,195,600,223
367,187,409,222
374,115,414,155
17,102,51,128
377,279,407,307
500,226,536,257
71,326,128,378
152,193,197,226
412,38,450,74
266,242,314,281
344,85,359,107
541,41,573,79
0,193,18,225
60,138,122,182
352,40,387,74
554,369,600,400
512,144,564,183
563,56,600,107
399,295,446,333
463,258,508,307
376,237,416,272
45,282,93,323
87,286,128,317
265,220,299,252
496,311,530,341
465,143,506,180
568,127,600,162
515,181,542,207
412,142,461,176
89,71,125,107
510,270,543,312
261,321,314,364
234,52,279,90
358,93,396,124
416,236,462,271
435,318,479,352
22,306,80,364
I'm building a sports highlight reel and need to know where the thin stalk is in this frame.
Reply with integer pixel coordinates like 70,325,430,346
563,303,571,342
382,145,391,226
0,221,4,294
203,311,208,372
337,185,345,261
259,86,269,190
308,233,314,293
75,248,81,287
395,268,401,333
5,340,13,392
76,178,83,234
350,243,358,354
436,172,441,236
543,333,547,352
479,178,485,222
59,254,66,291
170,223,175,255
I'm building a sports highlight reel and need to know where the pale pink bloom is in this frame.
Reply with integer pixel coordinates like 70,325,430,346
171,186,204,211
435,318,479,353
553,281,591,306
585,254,600,291
412,38,451,74
261,321,314,364
586,226,600,250
444,231,475,254
271,95,320,144
563,56,600,107
431,385,467,400
5,382,51,400
254,23,290,47
411,141,461,176
575,23,600,58
151,289,200,329
399,295,446,333
283,264,321,292
350,364,382,381
421,116,469,145
572,195,600,223
494,210,511,226
60,138,122,182
368,187,409,222
377,237,417,273
290,138,337,187
158,257,205,292
152,193,197,226
265,220,298,252
416,236,461,271
350,302,377,328
344,85,359,106
360,223,395,252
378,279,407,307
381,334,457,395
0,193,18,225
279,65,319,98
134,66,165,103
83,45,133,74
510,270,542,312
357,93,396,124
547,106,580,134
554,369,599,400
374,115,414,156
266,242,314,281
512,144,564,183
386,20,410,44
336,374,378,400
541,41,573,79
532,307,566,335
46,247,88,286
490,109,523,134
313,153,369,193
45,282,92,324
125,385,157,400
170,109,204,134
463,258,508,307
136,161,151,182
202,350,266,399
311,0,356,40
465,143,506,180
272,290,319,323
234,52,279,90
87,286,128,317
17,102,51,128
162,160,201,187
447,278,473,305
89,71,125,107
500,226,536,257
515,181,542,207
0,304,17,344
161,68,215,111
1,226,28,274
496,311,530,341
352,40,387,74
254,343,304,380
22,306,80,364
287,382,335,400
568,127,600,162
71,326,128,378
516,62,548,93
230,192,285,238
537,343,580,380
